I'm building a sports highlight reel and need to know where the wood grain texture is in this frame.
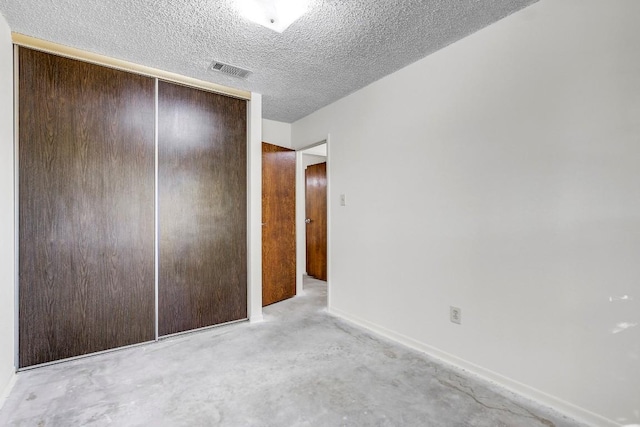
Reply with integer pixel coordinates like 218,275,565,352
158,80,247,336
12,33,252,101
262,143,296,306
18,48,156,367
306,162,327,281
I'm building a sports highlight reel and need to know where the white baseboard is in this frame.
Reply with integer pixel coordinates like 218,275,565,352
249,314,264,324
328,306,619,427
0,372,17,411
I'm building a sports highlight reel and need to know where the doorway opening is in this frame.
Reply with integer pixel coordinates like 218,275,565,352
296,140,329,309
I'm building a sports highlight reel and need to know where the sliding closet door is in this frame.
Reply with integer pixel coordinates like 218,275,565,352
18,48,156,367
158,81,247,336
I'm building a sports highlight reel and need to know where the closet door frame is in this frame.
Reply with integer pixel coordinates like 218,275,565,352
13,45,20,370
13,39,256,369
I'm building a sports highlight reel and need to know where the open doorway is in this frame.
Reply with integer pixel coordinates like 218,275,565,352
305,161,327,281
296,141,328,306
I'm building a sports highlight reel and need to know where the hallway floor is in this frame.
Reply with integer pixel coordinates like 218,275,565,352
1,277,584,426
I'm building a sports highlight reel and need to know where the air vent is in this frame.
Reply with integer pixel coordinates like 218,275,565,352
208,61,252,79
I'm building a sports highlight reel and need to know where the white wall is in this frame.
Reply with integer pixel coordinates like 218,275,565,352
262,118,292,148
303,143,327,157
0,12,16,405
302,153,326,168
249,94,264,322
292,1,640,425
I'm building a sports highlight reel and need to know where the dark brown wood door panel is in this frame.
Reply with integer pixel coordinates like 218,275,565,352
158,81,247,336
306,162,327,281
262,142,296,306
18,48,156,367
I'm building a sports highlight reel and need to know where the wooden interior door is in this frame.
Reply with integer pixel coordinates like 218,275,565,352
158,80,247,336
262,143,296,306
305,162,327,281
18,48,156,367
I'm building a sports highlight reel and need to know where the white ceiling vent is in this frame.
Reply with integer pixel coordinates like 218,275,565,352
209,61,252,79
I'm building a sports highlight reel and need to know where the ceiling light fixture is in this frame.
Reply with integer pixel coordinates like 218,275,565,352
236,0,310,33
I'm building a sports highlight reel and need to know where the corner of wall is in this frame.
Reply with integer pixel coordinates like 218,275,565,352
248,92,263,322
261,118,292,148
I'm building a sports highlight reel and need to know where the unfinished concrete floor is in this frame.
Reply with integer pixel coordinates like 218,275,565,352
1,277,584,426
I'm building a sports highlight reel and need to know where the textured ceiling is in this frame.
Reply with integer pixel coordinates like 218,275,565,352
0,0,537,123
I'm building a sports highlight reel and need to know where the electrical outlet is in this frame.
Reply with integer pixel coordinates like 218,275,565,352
450,306,461,324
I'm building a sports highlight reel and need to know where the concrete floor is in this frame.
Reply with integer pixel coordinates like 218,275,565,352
0,277,585,427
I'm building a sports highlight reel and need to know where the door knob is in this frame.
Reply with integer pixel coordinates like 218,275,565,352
305,218,312,224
